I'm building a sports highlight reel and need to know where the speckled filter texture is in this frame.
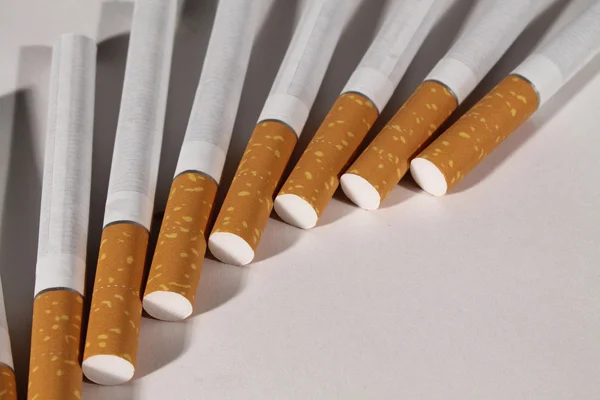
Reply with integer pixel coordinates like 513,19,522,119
28,290,83,400
416,75,539,191
278,92,378,217
0,365,16,400
346,81,457,201
144,172,218,306
83,223,149,371
212,120,297,251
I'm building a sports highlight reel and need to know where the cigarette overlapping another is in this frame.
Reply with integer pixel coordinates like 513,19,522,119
142,0,265,321
340,0,552,209
82,0,180,385
208,0,362,266
274,0,442,228
411,0,600,195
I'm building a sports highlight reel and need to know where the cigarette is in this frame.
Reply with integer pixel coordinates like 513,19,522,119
0,278,16,400
82,0,180,386
274,0,441,228
411,0,600,196
208,0,362,266
142,0,264,321
27,33,96,399
341,0,548,209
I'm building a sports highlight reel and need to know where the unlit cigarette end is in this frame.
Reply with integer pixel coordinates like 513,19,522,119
83,223,148,385
339,173,381,210
0,365,16,400
209,121,297,265
143,172,218,321
142,292,193,322
409,157,448,196
275,93,378,228
82,355,134,386
273,194,318,229
208,232,254,267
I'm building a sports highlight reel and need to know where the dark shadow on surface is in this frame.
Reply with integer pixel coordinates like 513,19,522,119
253,218,305,263
83,382,139,400
134,316,189,379
447,0,573,192
192,259,248,316
214,0,301,209
0,48,51,398
0,88,40,398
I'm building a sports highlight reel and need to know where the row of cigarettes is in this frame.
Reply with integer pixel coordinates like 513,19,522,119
1,0,599,397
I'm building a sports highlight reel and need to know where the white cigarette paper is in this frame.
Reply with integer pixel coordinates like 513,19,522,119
427,0,552,103
0,277,13,370
103,0,180,230
342,0,441,111
513,0,600,105
174,0,264,181
258,0,363,135
35,34,96,296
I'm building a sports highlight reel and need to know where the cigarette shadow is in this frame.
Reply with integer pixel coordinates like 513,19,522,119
191,258,249,317
440,0,573,193
373,0,478,209
83,382,139,400
0,45,52,397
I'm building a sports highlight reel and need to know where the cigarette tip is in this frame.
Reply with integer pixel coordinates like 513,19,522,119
82,354,135,386
274,194,318,230
410,158,447,196
143,291,193,322
208,232,254,266
340,173,381,211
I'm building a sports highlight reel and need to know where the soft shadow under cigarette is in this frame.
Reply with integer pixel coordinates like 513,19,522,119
192,259,249,316
82,381,140,400
0,44,53,395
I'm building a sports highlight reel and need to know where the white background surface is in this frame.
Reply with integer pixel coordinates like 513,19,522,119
1,0,599,399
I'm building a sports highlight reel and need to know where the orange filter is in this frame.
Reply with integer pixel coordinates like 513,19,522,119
208,121,297,266
143,172,218,321
82,223,148,385
411,75,539,195
274,93,378,228
340,81,457,209
28,290,83,400
0,365,16,400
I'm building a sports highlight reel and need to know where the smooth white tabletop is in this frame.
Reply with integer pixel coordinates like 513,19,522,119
1,1,599,399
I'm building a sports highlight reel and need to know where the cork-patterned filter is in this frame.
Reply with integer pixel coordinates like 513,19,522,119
143,172,218,321
274,93,378,229
28,290,83,400
341,81,457,209
82,223,149,385
411,75,539,195
0,365,16,400
209,121,297,266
